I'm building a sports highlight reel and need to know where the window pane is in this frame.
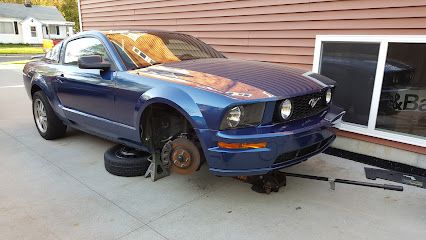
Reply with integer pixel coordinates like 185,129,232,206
376,43,426,138
0,22,14,34
44,42,62,62
48,25,60,35
30,26,37,37
319,42,380,126
107,32,225,69
64,38,109,65
13,21,18,34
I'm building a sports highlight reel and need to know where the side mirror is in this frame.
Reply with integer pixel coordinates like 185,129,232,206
78,55,111,70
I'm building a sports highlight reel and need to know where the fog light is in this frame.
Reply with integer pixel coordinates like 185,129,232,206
280,99,292,120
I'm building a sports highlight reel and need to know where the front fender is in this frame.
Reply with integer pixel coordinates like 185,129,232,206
134,86,208,130
30,73,52,100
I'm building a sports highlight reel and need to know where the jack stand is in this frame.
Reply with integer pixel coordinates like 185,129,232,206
144,150,169,182
143,107,170,182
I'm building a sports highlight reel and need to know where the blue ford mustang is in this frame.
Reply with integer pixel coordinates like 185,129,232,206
23,30,344,176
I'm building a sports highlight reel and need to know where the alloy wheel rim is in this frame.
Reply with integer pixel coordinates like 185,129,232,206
34,99,48,133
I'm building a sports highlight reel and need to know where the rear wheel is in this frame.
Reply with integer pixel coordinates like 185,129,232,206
32,91,67,140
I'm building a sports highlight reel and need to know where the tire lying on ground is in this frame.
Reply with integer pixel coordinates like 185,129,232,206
104,144,151,177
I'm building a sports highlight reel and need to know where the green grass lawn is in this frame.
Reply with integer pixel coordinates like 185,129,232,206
0,44,44,54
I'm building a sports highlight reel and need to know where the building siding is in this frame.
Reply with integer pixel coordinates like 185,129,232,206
79,0,426,70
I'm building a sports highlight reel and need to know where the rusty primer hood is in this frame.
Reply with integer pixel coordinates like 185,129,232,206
129,58,325,100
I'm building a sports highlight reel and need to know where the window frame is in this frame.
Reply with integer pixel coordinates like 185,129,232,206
30,26,37,37
313,35,426,148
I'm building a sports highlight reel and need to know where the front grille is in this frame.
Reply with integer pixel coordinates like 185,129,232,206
274,136,334,165
274,90,329,123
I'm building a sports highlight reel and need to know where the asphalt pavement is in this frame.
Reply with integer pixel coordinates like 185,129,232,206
0,64,425,240
0,54,34,63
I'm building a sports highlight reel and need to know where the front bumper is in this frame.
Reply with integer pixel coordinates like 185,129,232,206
198,106,345,176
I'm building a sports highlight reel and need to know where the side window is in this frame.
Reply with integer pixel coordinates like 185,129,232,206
44,42,62,63
64,38,110,65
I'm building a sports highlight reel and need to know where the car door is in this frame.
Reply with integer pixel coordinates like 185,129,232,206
56,37,116,132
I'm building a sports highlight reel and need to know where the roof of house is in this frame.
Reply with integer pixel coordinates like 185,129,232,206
0,3,66,22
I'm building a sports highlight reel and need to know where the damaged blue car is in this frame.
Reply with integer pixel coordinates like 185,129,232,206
23,30,344,176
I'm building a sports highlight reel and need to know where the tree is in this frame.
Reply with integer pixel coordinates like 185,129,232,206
59,0,79,32
0,0,80,31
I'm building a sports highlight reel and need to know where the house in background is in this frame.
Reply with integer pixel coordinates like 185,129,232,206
0,2,74,44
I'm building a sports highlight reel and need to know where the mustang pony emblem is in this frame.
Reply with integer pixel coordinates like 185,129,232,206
309,97,321,108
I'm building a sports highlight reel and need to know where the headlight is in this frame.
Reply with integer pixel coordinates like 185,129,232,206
280,99,292,119
325,89,332,104
224,106,242,128
220,103,265,130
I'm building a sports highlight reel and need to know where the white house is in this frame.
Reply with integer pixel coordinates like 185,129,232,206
0,2,74,44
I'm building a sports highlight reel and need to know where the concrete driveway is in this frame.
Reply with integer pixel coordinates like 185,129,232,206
0,65,425,240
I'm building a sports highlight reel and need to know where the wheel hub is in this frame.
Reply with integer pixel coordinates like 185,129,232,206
162,137,201,175
172,148,192,168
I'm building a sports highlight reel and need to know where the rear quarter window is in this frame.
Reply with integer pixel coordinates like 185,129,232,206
44,42,62,63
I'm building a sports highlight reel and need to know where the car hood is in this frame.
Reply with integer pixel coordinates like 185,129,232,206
129,58,327,100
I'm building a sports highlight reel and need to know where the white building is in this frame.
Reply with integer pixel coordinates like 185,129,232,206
0,2,74,44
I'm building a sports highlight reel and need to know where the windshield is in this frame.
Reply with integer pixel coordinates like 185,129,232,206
106,32,226,70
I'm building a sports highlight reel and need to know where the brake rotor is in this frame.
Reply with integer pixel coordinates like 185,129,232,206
168,137,201,175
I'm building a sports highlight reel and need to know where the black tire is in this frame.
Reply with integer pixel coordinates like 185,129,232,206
104,145,151,177
32,91,67,140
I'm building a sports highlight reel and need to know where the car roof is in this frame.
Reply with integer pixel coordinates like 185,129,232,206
73,30,187,39
101,29,173,34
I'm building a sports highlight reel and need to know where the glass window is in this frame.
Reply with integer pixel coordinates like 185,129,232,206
64,38,110,65
48,25,59,35
166,39,211,58
30,26,37,37
13,22,18,35
44,42,62,63
0,22,14,34
107,32,225,69
319,42,380,126
111,42,135,69
376,43,426,138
